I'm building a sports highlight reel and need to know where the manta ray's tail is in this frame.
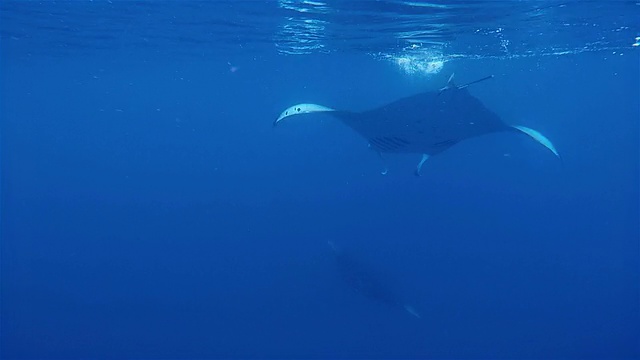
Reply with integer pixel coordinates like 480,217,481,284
438,73,494,94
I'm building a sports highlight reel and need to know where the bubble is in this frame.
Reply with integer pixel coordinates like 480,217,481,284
388,46,447,76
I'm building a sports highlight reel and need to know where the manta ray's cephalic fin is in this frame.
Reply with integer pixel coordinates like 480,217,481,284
274,103,335,126
414,154,430,177
371,147,389,175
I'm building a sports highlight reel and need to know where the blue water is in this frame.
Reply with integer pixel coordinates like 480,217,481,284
1,1,639,359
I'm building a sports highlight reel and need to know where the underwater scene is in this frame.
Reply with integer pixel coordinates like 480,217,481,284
1,1,639,359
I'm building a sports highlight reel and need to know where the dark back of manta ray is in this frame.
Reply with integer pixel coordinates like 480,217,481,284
333,251,400,308
340,88,510,155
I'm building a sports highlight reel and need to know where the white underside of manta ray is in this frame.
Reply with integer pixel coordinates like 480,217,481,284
274,74,560,176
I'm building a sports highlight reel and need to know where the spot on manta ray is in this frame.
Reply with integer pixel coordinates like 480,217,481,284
274,74,561,176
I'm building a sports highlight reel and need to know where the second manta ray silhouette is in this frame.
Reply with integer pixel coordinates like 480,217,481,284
328,241,421,318
274,74,560,176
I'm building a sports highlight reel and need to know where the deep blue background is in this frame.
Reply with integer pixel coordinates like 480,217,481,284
2,39,639,359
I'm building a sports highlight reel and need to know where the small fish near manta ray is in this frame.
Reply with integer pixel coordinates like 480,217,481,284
328,241,421,318
274,74,560,176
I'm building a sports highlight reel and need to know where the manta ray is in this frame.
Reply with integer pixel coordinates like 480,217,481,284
274,75,560,176
328,241,421,318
